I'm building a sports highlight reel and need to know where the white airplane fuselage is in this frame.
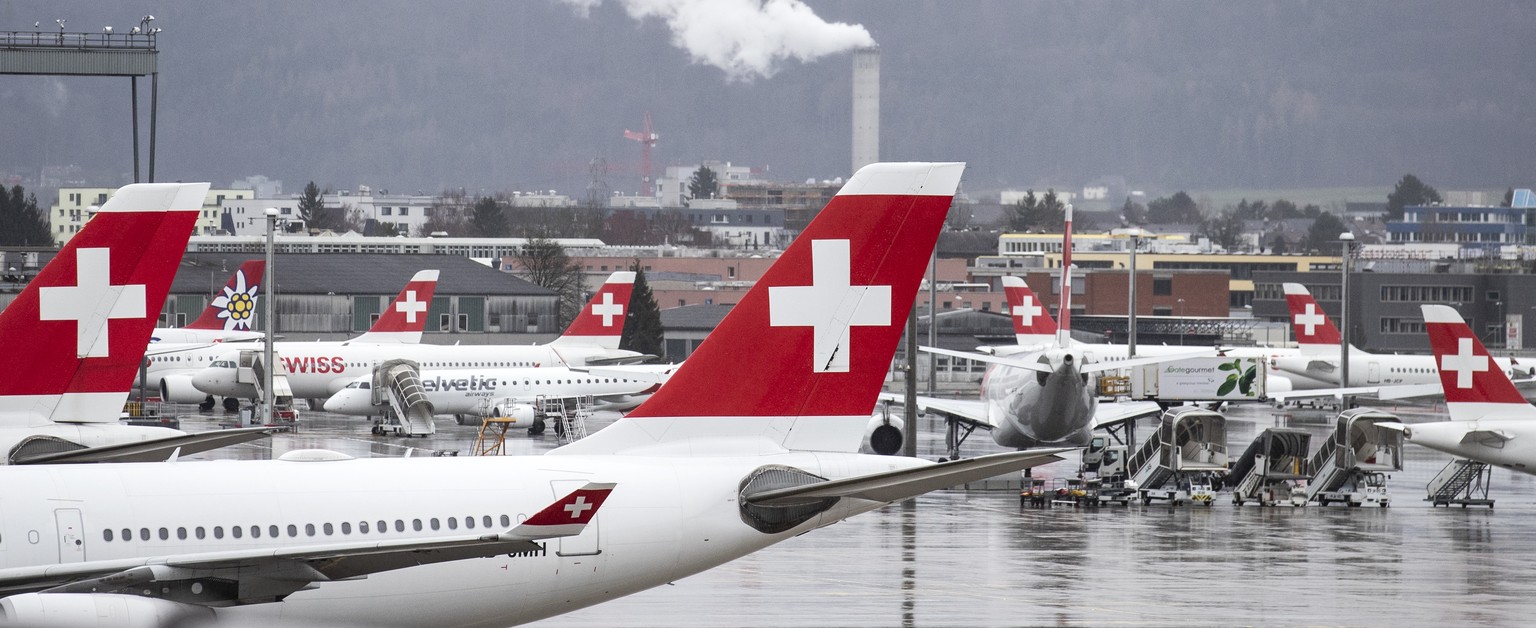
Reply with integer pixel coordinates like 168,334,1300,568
982,349,1097,449
148,328,263,344
188,342,635,400
324,365,673,416
1271,353,1529,389
1406,419,1536,474
0,450,923,626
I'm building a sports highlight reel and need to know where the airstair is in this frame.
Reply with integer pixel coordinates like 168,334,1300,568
1304,408,1402,507
1228,428,1311,506
544,396,592,445
1124,406,1229,505
233,349,298,427
367,359,436,437
1426,458,1494,508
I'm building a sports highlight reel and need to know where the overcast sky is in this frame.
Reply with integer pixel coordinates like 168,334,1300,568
2,1,1532,200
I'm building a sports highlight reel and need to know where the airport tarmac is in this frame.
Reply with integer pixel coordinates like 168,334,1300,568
177,400,1536,627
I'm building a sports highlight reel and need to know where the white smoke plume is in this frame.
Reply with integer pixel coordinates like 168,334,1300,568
563,0,875,81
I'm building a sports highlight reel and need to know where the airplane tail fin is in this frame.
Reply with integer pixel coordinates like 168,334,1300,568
0,183,209,425
549,271,635,351
185,260,265,331
1057,204,1074,347
1001,276,1056,346
552,162,965,455
348,270,439,344
1422,304,1535,421
1283,283,1345,355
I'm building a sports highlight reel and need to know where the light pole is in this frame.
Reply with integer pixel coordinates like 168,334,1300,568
1177,298,1186,345
1339,231,1355,405
263,207,278,426
1126,229,1143,357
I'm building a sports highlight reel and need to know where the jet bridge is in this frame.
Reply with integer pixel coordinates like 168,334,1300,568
1124,406,1229,505
1228,428,1311,506
1304,408,1402,507
367,359,436,437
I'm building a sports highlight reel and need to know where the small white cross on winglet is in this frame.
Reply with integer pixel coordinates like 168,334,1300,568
564,495,594,519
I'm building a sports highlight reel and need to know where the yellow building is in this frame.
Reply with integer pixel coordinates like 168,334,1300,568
51,187,252,245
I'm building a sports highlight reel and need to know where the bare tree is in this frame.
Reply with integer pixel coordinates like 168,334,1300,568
514,238,585,328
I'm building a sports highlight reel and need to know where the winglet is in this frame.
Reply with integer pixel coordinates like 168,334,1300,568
186,260,265,331
506,482,616,540
551,271,635,350
1001,276,1056,346
1422,304,1533,421
1283,283,1342,354
349,270,439,344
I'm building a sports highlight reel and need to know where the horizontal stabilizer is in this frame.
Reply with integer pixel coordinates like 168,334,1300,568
744,449,1068,506
919,346,1053,373
1080,349,1216,374
11,426,285,465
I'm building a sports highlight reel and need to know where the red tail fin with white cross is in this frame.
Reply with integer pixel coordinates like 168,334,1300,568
1422,304,1534,421
553,162,965,455
550,271,635,351
1001,276,1056,347
0,183,209,425
348,270,439,344
185,260,265,331
1283,282,1343,355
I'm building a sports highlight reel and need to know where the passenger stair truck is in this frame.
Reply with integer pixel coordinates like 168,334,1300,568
1124,406,1229,506
233,349,298,427
1228,428,1311,506
1425,458,1493,508
367,359,437,437
1304,408,1402,507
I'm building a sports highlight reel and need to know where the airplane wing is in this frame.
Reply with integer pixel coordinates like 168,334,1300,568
0,482,615,603
919,346,1053,373
743,449,1069,505
876,392,993,429
1092,401,1163,429
1268,385,1405,402
581,354,659,366
10,427,286,465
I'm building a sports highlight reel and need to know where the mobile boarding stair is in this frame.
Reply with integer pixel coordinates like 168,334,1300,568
233,349,298,427
1426,458,1494,508
1228,428,1311,506
1124,406,1229,506
367,359,436,437
1304,408,1402,507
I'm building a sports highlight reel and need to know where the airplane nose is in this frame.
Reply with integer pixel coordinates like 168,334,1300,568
323,391,358,413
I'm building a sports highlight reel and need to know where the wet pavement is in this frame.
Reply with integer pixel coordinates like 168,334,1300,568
176,400,1536,627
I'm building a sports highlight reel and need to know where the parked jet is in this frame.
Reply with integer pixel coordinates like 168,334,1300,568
187,271,644,403
321,362,678,418
1387,304,1536,473
0,183,277,464
1270,283,1530,389
148,260,265,344
0,162,1069,627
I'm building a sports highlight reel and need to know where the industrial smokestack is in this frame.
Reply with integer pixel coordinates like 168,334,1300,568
851,47,880,174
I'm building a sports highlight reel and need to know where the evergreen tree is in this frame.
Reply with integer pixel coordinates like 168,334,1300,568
1147,191,1201,223
471,197,509,237
619,260,664,358
1008,189,1065,232
297,181,330,231
1302,212,1349,254
0,186,52,245
1198,210,1245,250
1386,174,1442,221
687,166,720,200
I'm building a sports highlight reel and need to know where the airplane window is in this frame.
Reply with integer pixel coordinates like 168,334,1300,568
139,528,150,541
378,520,388,533
430,518,440,531
268,525,279,538
232,526,243,539
122,528,131,541
483,516,493,528
305,524,316,537
447,517,458,530
103,529,114,542
413,519,423,532
213,526,224,539
287,524,298,537
338,522,348,535
500,515,511,527
395,520,405,532
251,526,262,538
159,528,169,540
177,527,187,540
322,523,334,535
464,516,474,529
196,527,206,540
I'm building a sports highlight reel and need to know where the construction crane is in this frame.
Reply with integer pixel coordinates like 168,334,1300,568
623,112,659,196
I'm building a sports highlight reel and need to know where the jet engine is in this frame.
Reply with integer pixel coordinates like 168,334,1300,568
158,374,209,404
0,593,214,627
860,413,906,456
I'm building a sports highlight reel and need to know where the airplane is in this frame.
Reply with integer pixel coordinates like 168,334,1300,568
1269,282,1530,389
321,362,678,421
1388,304,1536,474
0,161,1071,627
186,270,646,404
148,260,265,344
149,269,443,410
0,182,278,465
890,207,1210,455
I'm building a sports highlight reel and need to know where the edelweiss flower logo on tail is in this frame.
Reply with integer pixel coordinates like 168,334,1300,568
211,269,259,330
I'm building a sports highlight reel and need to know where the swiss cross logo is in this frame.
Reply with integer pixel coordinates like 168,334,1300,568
39,248,147,358
1294,303,1326,336
1013,295,1042,327
1441,337,1488,389
591,292,624,327
395,290,427,323
768,239,892,373
564,495,594,519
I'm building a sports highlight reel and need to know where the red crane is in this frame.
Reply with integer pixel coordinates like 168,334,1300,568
623,112,659,196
